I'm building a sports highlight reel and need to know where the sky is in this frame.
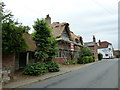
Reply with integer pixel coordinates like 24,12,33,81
3,0,119,50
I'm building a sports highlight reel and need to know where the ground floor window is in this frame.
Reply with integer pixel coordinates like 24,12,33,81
56,50,68,58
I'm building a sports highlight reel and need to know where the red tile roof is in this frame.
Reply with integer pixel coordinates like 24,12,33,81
98,41,111,48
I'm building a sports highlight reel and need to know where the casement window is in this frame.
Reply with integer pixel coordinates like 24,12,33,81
56,50,67,58
63,51,67,58
56,50,63,58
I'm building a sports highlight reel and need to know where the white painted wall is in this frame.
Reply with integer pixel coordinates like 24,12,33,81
98,44,114,58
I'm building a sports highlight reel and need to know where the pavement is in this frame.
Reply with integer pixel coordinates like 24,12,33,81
2,60,100,88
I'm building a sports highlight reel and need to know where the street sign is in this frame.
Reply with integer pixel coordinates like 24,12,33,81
70,43,74,51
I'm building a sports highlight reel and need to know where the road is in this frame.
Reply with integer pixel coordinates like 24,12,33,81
24,58,119,88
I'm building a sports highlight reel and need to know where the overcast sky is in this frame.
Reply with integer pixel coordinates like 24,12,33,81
3,0,119,50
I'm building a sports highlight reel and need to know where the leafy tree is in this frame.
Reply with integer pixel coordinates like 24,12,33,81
79,47,92,58
33,19,58,62
2,2,30,54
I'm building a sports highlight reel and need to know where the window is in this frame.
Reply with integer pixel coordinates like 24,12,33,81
56,50,67,58
75,39,79,43
105,54,108,56
109,48,111,51
56,50,63,58
63,51,67,57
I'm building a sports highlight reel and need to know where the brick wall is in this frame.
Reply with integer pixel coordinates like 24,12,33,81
2,53,15,74
52,58,67,64
89,45,98,60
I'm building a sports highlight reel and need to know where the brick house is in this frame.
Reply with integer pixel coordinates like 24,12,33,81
84,35,98,60
46,15,84,63
2,15,84,76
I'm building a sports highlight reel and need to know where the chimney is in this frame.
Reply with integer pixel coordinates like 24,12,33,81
93,35,96,43
80,36,83,45
99,40,101,46
45,14,51,25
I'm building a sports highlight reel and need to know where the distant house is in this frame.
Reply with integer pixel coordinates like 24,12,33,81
97,40,114,59
84,36,98,60
45,15,84,63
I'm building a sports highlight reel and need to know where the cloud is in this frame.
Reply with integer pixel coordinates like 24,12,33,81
3,0,119,49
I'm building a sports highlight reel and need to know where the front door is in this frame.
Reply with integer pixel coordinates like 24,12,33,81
19,52,27,68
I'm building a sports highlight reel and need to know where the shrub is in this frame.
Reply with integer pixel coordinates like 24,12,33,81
92,56,95,62
46,61,60,72
69,59,78,64
83,56,89,64
23,62,48,75
98,53,103,60
89,56,95,63
78,56,95,64
79,47,92,58
63,61,70,65
77,58,84,64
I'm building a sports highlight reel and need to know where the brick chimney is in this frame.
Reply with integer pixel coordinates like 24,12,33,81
93,35,96,43
80,36,83,45
45,14,51,25
98,40,101,46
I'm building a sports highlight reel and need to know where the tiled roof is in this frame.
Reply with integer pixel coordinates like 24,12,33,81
23,33,37,51
98,41,111,48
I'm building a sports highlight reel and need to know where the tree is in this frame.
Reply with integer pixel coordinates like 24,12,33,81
33,19,58,62
79,47,92,58
2,2,29,54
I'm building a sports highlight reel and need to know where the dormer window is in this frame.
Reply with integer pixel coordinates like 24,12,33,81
75,39,79,43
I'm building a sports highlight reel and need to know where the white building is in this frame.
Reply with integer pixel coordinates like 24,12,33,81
98,40,114,59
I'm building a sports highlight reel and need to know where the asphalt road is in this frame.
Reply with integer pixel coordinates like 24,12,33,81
24,58,119,88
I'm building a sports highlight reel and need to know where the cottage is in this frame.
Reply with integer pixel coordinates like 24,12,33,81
45,15,84,63
2,33,36,76
15,33,37,70
98,40,114,59
84,35,98,60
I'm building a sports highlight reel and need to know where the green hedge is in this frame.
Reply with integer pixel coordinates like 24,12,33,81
23,61,60,75
78,56,95,64
46,61,60,72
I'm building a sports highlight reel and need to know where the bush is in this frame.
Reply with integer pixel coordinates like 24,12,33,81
63,61,70,65
69,59,78,64
83,56,89,64
98,53,103,60
23,62,48,75
46,61,60,72
92,56,95,62
78,56,95,64
77,58,84,64
79,47,92,58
